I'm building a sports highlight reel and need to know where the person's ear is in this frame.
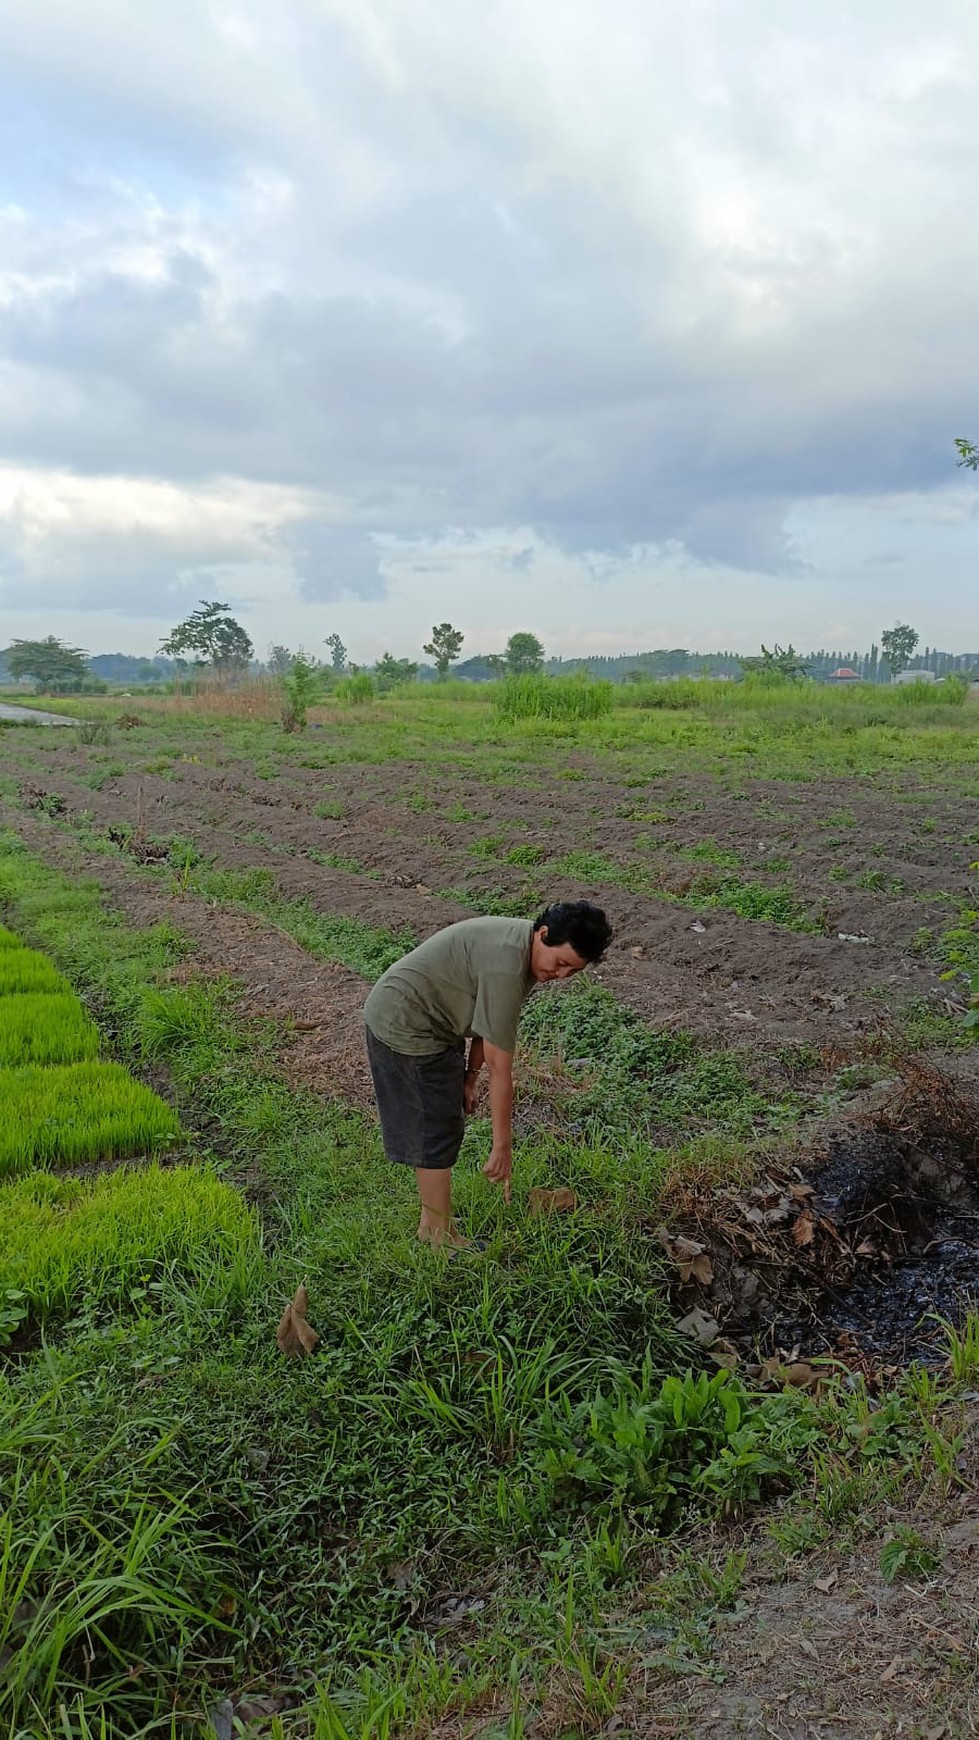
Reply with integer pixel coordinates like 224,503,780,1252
538,926,548,945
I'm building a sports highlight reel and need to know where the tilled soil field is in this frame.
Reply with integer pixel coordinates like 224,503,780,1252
1,715,974,1050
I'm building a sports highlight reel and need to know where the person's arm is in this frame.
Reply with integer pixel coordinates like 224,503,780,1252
464,1036,485,1115
480,1040,514,1203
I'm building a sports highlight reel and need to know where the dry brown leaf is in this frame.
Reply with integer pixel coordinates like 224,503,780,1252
791,1212,816,1247
676,1307,720,1345
708,1337,739,1369
880,1657,903,1683
276,1283,320,1358
924,1724,946,1739
814,1570,838,1594
783,1362,821,1390
528,1186,578,1216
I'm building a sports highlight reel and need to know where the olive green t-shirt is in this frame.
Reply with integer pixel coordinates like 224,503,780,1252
363,917,535,1056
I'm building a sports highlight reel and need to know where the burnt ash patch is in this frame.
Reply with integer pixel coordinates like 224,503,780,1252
665,1058,979,1371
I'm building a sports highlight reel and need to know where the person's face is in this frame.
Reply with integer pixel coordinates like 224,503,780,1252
530,926,589,983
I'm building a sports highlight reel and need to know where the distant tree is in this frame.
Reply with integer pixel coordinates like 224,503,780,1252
6,636,91,693
504,632,545,676
954,438,978,470
423,622,465,678
880,624,919,678
160,601,253,674
375,652,418,689
484,654,507,677
739,644,809,682
268,644,293,677
325,633,348,673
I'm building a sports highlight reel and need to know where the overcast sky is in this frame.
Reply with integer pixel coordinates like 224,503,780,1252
1,0,978,663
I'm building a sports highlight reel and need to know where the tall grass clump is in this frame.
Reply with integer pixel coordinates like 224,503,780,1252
335,672,376,705
0,1163,258,1324
0,946,70,996
895,674,969,706
0,993,99,1066
0,1062,182,1174
495,673,613,723
0,924,21,948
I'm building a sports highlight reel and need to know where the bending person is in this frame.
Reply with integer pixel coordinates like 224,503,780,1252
362,901,613,1249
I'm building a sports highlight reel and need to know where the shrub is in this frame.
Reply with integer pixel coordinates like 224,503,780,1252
0,1062,181,1174
280,653,322,733
0,993,99,1066
495,674,613,722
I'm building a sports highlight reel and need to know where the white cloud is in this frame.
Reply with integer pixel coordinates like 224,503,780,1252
0,0,977,653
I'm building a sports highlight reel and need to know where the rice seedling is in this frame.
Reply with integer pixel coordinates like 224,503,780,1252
0,924,21,948
0,1062,181,1174
0,1163,259,1321
0,945,70,996
0,992,99,1066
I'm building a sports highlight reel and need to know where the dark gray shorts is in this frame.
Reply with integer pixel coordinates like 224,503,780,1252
365,1026,466,1170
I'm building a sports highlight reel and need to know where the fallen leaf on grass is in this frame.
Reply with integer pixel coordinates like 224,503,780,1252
880,1656,903,1682
792,1212,816,1246
924,1724,946,1739
814,1570,838,1594
708,1337,739,1369
276,1283,319,1357
528,1186,578,1216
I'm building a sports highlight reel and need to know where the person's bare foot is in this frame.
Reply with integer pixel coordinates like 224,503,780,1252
417,1216,470,1251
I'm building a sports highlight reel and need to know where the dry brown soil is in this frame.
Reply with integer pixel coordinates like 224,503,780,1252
2,723,974,1052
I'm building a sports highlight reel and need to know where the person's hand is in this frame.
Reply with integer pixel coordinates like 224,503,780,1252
482,1143,512,1204
463,1074,480,1117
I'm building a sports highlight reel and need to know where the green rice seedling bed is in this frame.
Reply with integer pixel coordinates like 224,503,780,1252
0,946,69,996
0,992,99,1066
0,923,21,947
0,1163,259,1322
0,1061,181,1174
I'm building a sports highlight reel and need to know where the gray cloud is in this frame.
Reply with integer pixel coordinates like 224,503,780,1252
0,0,977,616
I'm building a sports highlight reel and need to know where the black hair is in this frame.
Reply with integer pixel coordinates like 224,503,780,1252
533,900,613,964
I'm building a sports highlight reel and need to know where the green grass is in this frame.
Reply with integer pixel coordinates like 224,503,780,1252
0,945,70,995
0,1062,182,1174
0,923,21,947
182,863,412,977
0,1163,258,1325
0,992,100,1065
551,848,821,933
495,674,614,723
520,980,773,1135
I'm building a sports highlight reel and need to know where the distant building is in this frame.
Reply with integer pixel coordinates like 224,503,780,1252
893,668,938,685
828,665,861,682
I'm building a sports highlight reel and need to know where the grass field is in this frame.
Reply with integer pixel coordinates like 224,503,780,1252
1,684,978,1737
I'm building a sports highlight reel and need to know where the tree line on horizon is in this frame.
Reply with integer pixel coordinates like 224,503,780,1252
3,611,978,697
